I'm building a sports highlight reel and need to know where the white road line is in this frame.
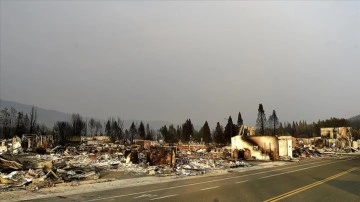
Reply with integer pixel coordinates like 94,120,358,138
259,159,350,179
150,194,178,201
134,194,155,198
201,186,219,191
235,180,248,184
84,160,343,202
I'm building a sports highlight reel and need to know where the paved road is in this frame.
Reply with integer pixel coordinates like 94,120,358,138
25,157,359,202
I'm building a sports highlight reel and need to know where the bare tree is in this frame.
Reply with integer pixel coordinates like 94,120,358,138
268,110,279,135
88,118,96,136
71,114,86,136
117,117,124,138
54,121,72,144
94,121,103,135
38,124,49,136
9,107,17,136
0,108,10,138
129,122,137,144
29,106,37,134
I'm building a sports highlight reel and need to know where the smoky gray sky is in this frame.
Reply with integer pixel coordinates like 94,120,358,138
1,1,359,128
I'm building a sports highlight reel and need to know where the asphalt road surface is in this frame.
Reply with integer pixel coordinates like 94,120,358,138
25,157,359,202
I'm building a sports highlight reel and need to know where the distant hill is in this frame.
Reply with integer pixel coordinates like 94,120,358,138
348,114,360,130
0,99,71,128
0,99,174,130
348,114,360,122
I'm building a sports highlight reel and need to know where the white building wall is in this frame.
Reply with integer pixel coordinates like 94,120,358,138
278,136,292,158
231,136,270,160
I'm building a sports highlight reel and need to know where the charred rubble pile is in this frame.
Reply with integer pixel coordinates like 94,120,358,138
0,142,253,192
292,143,359,159
292,147,322,159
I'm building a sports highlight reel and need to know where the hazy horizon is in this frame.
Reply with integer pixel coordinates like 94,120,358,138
1,1,359,128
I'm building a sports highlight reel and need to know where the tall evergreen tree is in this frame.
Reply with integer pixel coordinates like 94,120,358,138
138,121,146,140
278,122,284,135
168,125,177,143
202,121,212,144
256,104,266,135
214,122,224,145
192,129,200,142
268,110,279,135
292,121,297,136
188,119,194,141
105,120,111,136
237,112,243,127
224,116,236,144
181,119,193,142
124,129,130,143
145,123,153,140
176,125,182,142
160,125,170,143
111,121,121,140
129,122,137,143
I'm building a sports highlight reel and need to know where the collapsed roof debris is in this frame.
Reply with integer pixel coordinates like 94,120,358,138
0,134,359,193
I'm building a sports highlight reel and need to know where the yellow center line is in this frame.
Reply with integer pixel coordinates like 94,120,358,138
264,167,359,202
